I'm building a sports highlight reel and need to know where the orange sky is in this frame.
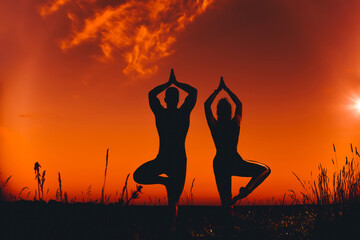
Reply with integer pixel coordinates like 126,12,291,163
1,0,360,205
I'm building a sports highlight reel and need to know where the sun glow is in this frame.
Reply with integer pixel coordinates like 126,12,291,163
355,99,360,112
350,97,360,114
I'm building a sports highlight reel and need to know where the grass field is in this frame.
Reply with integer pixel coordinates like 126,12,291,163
1,201,359,240
1,145,359,239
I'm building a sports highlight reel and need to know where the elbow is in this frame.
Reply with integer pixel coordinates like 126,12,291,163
189,88,197,101
204,103,211,113
148,91,155,100
192,88,198,97
204,98,210,108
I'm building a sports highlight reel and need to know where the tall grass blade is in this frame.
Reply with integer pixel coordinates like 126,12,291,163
101,148,109,204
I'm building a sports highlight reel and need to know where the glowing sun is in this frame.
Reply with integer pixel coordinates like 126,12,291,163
355,99,360,112
351,97,360,114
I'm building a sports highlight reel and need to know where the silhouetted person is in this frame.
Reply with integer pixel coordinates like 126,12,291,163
133,69,197,230
205,77,270,215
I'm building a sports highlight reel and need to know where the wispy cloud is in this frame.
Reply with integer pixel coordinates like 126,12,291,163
39,0,70,17
39,0,215,77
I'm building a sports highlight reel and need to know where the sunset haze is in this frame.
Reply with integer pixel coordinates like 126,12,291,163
1,0,360,205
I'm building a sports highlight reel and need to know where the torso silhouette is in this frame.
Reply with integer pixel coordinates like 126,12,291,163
155,107,189,165
211,119,240,159
133,69,197,229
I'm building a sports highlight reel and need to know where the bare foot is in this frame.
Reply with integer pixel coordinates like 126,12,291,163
231,187,250,205
238,187,250,199
230,196,239,206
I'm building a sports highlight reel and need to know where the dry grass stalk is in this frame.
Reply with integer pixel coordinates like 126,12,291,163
292,143,360,205
0,175,12,197
126,185,143,205
19,187,28,200
56,172,63,202
34,162,46,201
86,185,92,202
119,174,130,205
184,178,196,205
100,148,109,204
189,178,195,205
64,192,68,203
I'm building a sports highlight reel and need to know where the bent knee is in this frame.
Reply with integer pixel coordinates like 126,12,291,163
257,164,270,177
264,165,271,176
133,168,142,184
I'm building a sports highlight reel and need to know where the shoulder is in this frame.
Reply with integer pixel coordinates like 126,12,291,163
179,105,192,116
232,119,240,129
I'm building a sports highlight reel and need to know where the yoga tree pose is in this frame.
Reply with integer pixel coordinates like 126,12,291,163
205,77,270,213
133,69,197,229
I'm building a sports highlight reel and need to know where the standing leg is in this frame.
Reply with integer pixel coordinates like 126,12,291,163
213,160,234,238
213,159,232,215
167,163,186,231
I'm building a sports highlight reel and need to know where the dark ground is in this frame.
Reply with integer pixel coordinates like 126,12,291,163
1,201,359,240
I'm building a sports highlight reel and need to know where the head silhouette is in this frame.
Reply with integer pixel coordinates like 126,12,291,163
165,87,179,109
217,98,232,121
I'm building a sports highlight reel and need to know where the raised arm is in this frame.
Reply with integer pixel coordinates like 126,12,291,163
149,79,172,114
172,69,197,112
204,82,222,128
223,79,242,125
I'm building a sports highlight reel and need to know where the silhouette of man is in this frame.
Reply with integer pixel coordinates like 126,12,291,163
205,77,270,215
133,69,197,228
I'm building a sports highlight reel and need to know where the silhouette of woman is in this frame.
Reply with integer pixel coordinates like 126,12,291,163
204,77,270,212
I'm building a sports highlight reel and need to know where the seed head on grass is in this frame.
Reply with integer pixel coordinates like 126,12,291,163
34,162,40,174
0,175,12,196
56,172,63,202
126,185,143,205
33,162,46,201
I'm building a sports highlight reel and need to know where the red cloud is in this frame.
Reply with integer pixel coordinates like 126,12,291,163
39,0,215,77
